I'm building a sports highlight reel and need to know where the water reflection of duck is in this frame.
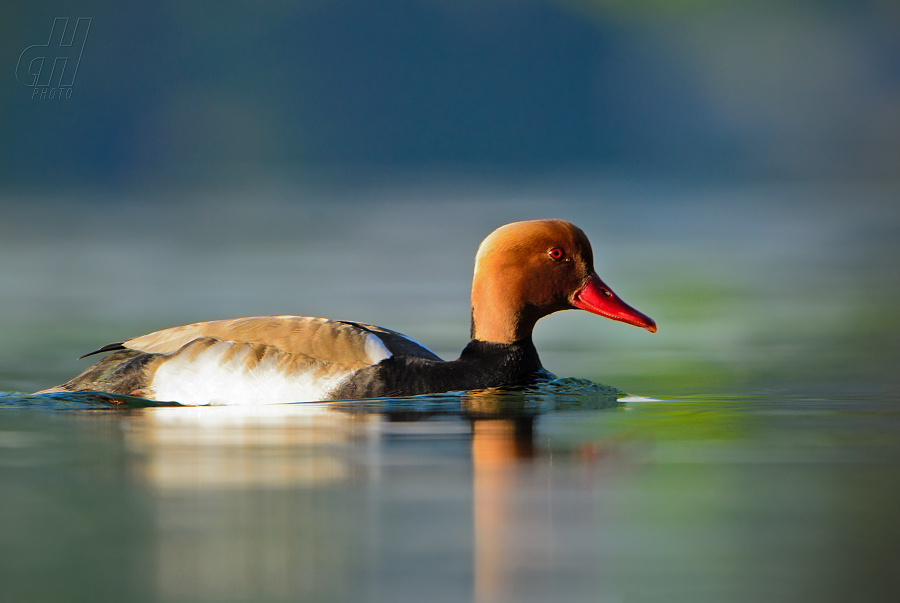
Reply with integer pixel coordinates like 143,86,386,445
39,220,656,405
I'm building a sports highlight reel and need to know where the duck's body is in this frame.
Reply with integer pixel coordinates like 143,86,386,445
40,220,656,405
45,316,546,404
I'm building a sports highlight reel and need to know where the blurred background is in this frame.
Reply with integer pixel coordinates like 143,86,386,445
4,5,900,603
1,0,899,396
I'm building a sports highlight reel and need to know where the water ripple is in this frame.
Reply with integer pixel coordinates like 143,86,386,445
0,377,622,415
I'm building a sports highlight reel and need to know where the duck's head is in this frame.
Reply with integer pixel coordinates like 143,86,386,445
471,219,656,343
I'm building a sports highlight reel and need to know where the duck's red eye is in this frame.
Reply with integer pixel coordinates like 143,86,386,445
548,247,564,261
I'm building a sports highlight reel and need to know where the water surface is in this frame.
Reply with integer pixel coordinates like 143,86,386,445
3,387,900,603
2,177,899,602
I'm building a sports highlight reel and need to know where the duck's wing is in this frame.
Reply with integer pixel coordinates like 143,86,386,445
331,320,442,362
44,316,442,405
121,316,440,362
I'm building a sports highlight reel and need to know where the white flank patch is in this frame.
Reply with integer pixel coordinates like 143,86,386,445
363,333,392,364
150,342,354,406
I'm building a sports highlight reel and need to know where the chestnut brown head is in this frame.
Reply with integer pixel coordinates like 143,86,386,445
471,219,656,343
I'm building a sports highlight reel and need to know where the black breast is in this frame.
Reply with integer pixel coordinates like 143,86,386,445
328,338,545,400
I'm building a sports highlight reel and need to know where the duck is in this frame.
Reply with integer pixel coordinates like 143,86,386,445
38,219,656,405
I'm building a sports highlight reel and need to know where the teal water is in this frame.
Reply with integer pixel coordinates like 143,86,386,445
2,388,900,603
2,177,900,602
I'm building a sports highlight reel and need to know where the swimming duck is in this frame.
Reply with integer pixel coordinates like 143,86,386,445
39,220,656,405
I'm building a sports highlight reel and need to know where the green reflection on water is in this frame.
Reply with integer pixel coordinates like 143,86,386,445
2,394,900,603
